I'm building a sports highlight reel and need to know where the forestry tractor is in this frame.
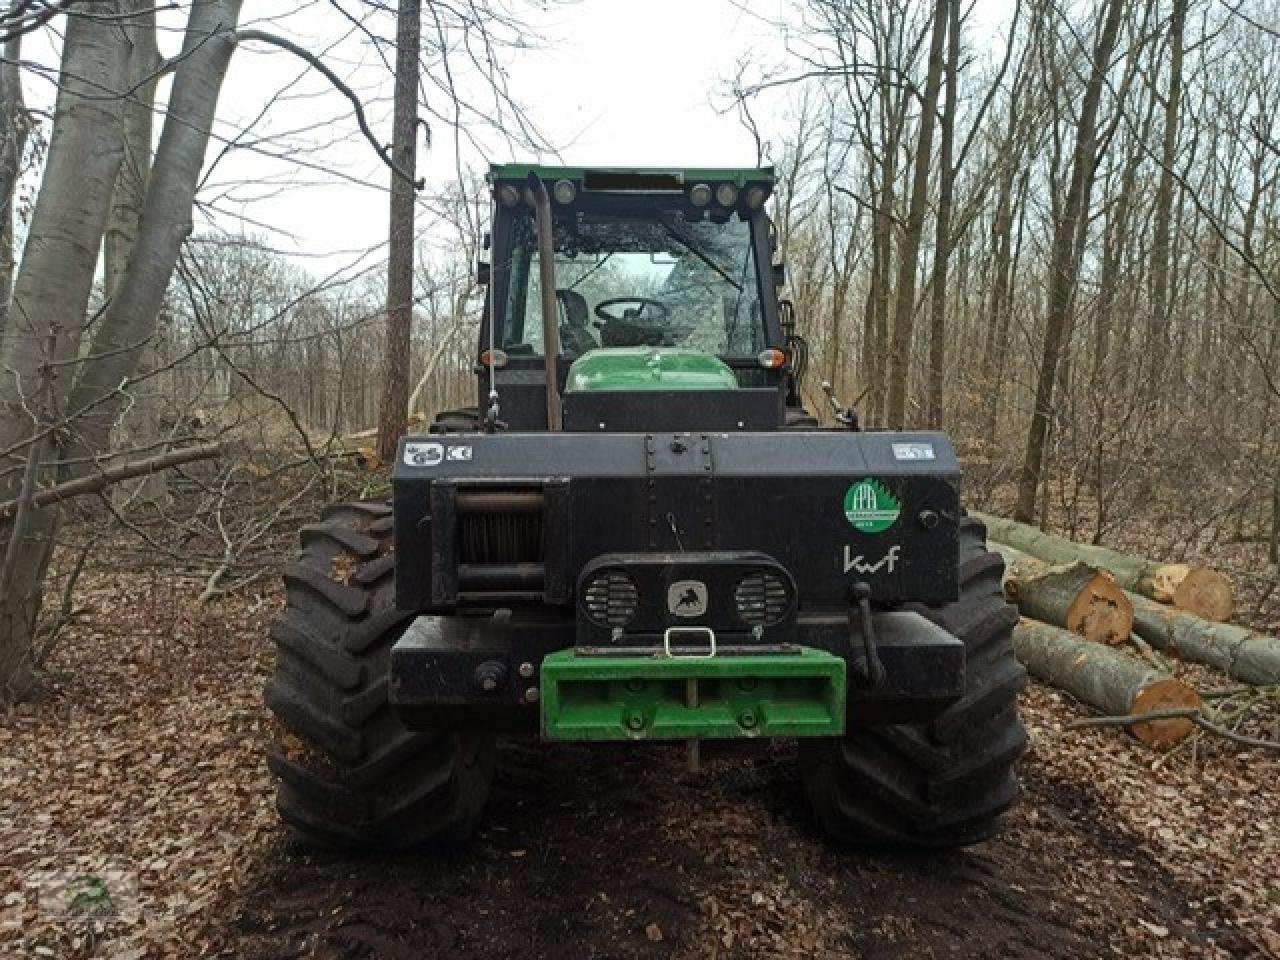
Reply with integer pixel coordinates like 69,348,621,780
264,165,1027,849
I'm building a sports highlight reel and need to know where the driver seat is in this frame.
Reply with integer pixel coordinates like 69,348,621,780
556,289,598,355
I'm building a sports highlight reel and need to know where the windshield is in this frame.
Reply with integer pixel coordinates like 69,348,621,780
501,209,764,356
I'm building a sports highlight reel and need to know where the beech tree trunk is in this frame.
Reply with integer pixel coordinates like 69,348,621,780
1127,593,1280,686
975,511,1235,621
104,0,165,506
994,544,1133,645
375,0,422,463
65,0,242,476
0,6,127,703
0,1,242,704
1012,619,1200,748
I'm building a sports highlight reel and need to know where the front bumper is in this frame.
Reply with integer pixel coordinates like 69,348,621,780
540,647,845,741
388,609,965,737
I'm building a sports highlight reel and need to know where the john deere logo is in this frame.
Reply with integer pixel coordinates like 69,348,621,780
843,479,900,533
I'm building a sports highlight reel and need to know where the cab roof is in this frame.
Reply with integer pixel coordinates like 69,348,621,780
488,163,775,188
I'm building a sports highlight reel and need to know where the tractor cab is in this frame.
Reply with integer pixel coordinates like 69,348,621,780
477,165,799,431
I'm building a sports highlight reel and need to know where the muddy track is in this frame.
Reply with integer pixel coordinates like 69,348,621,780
218,737,1235,959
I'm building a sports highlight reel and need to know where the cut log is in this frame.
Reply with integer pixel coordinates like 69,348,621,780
1125,591,1280,685
975,511,1235,621
994,545,1133,645
1012,619,1201,748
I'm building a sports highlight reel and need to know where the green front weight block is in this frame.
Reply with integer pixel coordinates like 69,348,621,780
539,648,846,741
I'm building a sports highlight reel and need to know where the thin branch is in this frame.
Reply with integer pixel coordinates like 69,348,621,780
235,28,424,188
0,443,224,520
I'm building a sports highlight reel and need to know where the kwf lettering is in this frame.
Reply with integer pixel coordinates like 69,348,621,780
843,544,901,575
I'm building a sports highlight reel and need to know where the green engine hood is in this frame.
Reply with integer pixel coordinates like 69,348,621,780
565,347,738,393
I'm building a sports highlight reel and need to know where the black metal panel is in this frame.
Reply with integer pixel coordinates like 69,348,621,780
393,430,961,611
541,478,572,603
389,613,574,731
562,388,783,432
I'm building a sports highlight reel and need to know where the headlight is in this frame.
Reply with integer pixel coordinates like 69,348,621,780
689,183,712,207
745,185,768,209
714,182,738,207
553,179,576,204
497,183,521,207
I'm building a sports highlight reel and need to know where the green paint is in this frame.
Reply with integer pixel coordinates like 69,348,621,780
843,478,901,534
539,648,846,741
565,347,739,393
489,163,775,187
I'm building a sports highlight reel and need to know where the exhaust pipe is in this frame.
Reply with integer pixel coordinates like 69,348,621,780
528,174,562,431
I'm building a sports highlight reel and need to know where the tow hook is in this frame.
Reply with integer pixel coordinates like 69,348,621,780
849,582,885,687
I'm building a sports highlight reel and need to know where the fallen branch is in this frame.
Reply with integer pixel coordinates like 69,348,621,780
976,511,1235,621
0,443,224,520
1066,707,1280,752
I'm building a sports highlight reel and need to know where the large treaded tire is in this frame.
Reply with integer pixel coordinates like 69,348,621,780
799,516,1027,847
264,502,495,850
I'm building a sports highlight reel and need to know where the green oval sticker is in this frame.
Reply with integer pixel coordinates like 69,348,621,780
843,479,901,534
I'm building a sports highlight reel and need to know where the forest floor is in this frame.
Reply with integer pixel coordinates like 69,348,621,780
1,562,1279,960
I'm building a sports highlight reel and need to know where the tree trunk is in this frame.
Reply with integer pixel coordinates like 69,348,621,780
104,0,166,506
975,511,1235,620
0,6,127,703
0,33,28,342
994,544,1133,645
375,0,422,463
925,0,959,429
1145,0,1186,394
1012,619,1200,748
63,0,243,477
885,0,948,429
1013,0,1127,522
1127,592,1280,686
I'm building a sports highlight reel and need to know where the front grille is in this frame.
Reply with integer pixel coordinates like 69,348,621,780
734,571,789,626
583,570,640,627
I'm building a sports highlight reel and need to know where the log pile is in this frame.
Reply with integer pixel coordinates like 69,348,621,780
974,511,1235,621
977,512,1276,750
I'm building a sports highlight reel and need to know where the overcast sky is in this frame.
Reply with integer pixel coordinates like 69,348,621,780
203,0,787,277
18,1,1013,279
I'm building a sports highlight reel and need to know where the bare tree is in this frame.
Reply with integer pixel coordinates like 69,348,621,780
1013,0,1129,523
376,0,422,463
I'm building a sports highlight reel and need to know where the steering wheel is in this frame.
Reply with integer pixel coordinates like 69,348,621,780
594,297,670,324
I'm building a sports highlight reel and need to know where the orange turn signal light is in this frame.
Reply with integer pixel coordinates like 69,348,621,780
757,348,786,369
480,348,509,368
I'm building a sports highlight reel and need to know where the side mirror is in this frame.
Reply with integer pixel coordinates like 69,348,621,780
476,260,491,286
